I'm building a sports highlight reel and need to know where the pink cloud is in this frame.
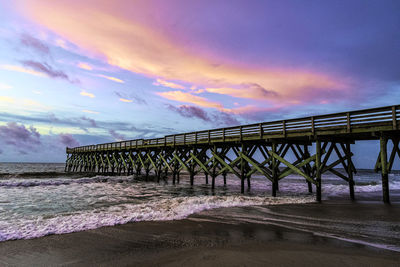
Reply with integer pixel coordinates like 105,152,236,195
17,1,350,109
157,91,223,109
153,79,185,89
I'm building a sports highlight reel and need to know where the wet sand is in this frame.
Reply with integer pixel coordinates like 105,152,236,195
0,201,399,266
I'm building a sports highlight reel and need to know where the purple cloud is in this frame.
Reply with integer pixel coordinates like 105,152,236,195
20,60,78,83
20,33,50,54
211,112,240,126
114,91,147,105
167,104,240,126
109,129,125,141
59,134,79,148
80,116,97,127
167,104,210,121
0,122,41,151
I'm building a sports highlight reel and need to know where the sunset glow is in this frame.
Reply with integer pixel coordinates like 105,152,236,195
0,0,399,162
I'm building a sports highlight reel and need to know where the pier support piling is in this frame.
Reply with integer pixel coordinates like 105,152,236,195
380,137,390,203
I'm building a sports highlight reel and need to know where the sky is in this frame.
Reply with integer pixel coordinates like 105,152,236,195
0,0,399,165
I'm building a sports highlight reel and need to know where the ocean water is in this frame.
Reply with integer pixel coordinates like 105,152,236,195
0,163,399,250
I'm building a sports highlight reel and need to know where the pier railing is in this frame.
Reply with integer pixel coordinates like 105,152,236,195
67,105,399,153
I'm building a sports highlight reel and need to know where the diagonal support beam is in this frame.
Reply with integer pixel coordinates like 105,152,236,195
268,150,315,184
212,151,240,178
240,152,272,181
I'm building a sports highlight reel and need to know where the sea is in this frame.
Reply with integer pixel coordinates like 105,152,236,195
0,163,399,251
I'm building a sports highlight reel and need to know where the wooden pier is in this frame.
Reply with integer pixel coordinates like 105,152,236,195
65,105,400,203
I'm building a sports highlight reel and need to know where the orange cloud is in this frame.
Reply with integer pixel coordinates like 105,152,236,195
18,1,349,107
157,91,223,109
1,64,45,77
80,90,95,98
77,62,92,70
82,109,99,114
96,74,124,83
0,96,15,103
153,79,185,89
205,83,278,101
119,98,132,103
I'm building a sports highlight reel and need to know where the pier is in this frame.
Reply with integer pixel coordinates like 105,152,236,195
66,105,400,203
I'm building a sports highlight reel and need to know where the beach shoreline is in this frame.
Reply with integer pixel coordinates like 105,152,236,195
1,201,399,266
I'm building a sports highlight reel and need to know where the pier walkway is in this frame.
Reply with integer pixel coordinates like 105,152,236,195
66,105,400,203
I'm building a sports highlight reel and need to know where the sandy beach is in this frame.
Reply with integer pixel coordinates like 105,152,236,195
1,201,399,267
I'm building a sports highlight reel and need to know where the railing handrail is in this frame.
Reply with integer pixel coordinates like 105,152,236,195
66,104,399,153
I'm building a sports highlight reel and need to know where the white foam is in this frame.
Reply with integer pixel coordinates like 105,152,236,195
0,176,132,187
0,195,314,242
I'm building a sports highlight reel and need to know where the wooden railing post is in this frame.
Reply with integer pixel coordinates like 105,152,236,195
259,123,263,139
311,117,315,135
347,112,351,133
282,120,286,137
392,106,397,130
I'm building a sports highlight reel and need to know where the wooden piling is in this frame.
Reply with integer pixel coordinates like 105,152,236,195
380,136,390,203
240,143,245,194
272,143,278,197
316,140,322,202
346,142,355,200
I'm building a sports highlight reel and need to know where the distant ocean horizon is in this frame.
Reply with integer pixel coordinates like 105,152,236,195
1,162,399,251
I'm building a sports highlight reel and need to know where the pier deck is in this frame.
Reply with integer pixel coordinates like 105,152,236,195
66,105,400,203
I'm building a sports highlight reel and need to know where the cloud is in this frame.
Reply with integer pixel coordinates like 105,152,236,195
20,60,78,83
114,91,147,105
157,91,223,109
82,109,99,114
167,104,209,121
119,98,132,103
0,96,15,103
211,112,240,126
153,79,185,89
0,64,46,77
77,62,92,70
16,1,349,109
80,116,97,127
0,83,13,90
167,104,240,126
109,129,125,141
96,74,124,83
20,33,50,54
59,133,79,147
205,83,278,101
80,90,95,98
0,122,41,152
